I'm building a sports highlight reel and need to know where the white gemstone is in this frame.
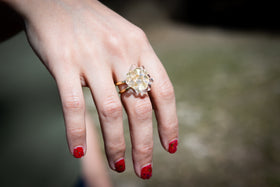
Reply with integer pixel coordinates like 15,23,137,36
125,66,152,95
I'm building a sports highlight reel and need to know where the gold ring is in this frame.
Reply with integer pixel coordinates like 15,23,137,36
115,65,153,96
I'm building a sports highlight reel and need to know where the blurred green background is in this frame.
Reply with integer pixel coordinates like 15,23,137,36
0,0,280,187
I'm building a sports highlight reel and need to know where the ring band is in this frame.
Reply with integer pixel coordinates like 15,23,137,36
115,65,153,96
119,87,130,94
115,81,126,86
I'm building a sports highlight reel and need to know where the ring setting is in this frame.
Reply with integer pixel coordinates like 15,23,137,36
115,65,153,96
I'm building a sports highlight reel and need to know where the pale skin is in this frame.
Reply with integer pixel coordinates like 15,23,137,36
2,0,178,179
82,112,112,187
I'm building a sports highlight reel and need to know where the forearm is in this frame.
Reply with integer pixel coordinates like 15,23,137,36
1,0,99,15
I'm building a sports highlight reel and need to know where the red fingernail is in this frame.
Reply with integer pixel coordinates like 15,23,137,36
73,147,84,158
115,158,125,173
168,139,178,154
141,164,152,179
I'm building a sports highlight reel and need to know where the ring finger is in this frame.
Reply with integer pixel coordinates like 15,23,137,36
114,64,154,180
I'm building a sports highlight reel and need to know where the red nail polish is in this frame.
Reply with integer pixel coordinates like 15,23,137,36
141,164,152,179
73,147,84,158
115,158,125,173
168,139,178,154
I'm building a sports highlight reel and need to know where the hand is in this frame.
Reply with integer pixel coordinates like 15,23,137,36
9,0,178,179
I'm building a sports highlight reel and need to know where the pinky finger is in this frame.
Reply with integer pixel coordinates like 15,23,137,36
141,50,179,154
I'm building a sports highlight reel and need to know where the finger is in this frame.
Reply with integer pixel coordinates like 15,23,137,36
141,48,179,154
82,111,112,187
56,71,86,158
115,65,153,180
86,66,126,173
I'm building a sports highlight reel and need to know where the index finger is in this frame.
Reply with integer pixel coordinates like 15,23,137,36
56,71,87,158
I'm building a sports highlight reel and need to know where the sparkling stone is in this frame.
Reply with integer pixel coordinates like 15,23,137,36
125,66,152,96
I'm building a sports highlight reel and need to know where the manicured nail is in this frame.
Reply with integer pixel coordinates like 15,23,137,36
141,164,152,179
73,146,84,158
168,139,178,154
114,158,125,173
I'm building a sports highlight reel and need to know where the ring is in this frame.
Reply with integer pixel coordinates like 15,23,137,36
115,65,153,96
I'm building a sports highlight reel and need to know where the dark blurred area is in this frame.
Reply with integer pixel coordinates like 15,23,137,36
101,0,280,32
170,0,280,31
0,3,24,42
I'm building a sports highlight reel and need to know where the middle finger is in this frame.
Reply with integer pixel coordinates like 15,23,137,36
85,64,126,173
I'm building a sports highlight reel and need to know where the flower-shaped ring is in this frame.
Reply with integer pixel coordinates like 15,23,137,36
115,65,153,97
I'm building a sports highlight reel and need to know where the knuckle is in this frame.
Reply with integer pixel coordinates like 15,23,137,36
161,123,173,133
68,127,86,139
60,48,72,61
63,95,85,111
133,144,153,156
133,99,152,119
157,80,175,101
106,141,126,155
161,120,179,134
129,27,148,43
100,96,122,120
106,32,123,48
53,46,74,64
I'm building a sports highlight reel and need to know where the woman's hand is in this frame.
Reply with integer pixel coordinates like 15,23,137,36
6,0,178,179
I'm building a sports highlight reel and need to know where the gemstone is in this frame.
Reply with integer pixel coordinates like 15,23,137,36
125,65,153,96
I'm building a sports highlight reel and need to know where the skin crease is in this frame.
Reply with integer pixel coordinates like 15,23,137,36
1,0,179,179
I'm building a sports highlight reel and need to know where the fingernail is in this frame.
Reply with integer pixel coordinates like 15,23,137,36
114,158,125,173
73,146,84,158
141,164,152,179
168,139,178,154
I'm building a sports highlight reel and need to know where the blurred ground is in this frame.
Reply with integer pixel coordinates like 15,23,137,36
1,1,280,187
